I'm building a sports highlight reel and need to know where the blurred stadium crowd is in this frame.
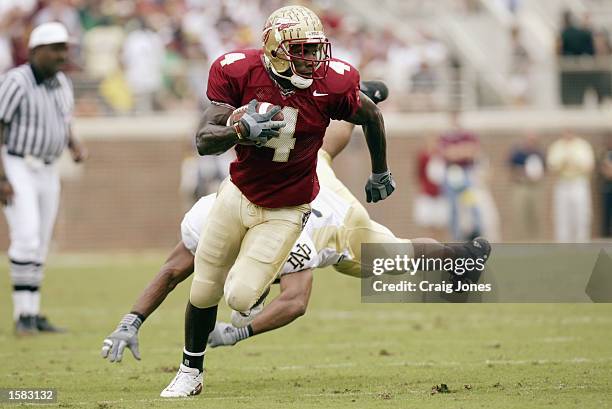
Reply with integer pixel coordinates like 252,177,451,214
3,0,612,114
0,0,449,115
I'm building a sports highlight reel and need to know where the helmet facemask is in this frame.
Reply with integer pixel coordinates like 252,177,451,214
276,39,331,80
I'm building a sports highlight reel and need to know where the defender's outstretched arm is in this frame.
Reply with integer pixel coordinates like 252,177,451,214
208,269,313,347
130,243,195,318
101,242,194,362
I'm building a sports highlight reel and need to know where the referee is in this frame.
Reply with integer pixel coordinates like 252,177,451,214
0,22,87,335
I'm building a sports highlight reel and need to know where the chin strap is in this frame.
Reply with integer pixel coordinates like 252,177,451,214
264,55,313,89
290,75,313,89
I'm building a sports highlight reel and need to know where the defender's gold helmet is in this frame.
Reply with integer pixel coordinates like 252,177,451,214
262,5,331,88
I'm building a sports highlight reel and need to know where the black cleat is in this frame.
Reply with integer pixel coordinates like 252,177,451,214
359,80,389,104
36,315,67,333
451,237,491,290
464,237,491,262
15,314,38,336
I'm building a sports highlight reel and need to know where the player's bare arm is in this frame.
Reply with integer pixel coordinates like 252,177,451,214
102,242,194,362
251,269,312,334
0,122,15,206
347,92,396,203
194,104,237,155
347,92,388,173
321,121,355,159
195,100,285,155
322,81,390,160
131,242,194,318
208,269,313,347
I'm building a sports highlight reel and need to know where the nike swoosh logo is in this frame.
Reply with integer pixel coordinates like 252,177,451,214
313,91,328,96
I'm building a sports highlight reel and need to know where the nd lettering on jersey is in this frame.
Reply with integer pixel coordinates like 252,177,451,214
286,243,313,270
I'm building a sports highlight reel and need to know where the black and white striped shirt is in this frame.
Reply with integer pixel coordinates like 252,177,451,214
0,64,73,163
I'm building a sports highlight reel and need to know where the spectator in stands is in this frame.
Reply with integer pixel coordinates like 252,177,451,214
82,15,125,80
558,10,596,106
439,111,482,240
34,0,82,39
508,132,546,240
121,16,165,113
413,135,448,240
34,0,82,67
0,4,19,73
547,130,595,242
599,136,612,237
77,0,111,31
559,11,594,56
0,1,36,73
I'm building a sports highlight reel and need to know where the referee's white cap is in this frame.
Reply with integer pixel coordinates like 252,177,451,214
28,22,71,49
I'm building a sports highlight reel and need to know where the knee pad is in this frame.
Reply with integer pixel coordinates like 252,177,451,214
189,277,224,308
223,277,260,313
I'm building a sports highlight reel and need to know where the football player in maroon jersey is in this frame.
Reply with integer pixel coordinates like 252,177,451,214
102,79,490,392
160,6,395,397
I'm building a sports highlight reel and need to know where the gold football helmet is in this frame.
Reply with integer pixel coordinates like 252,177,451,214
262,5,331,88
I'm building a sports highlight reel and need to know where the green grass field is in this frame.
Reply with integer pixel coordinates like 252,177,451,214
1,252,611,409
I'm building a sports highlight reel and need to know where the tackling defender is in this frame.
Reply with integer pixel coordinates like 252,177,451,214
166,5,395,398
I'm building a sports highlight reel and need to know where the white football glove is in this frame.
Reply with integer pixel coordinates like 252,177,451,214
207,322,250,348
101,313,142,362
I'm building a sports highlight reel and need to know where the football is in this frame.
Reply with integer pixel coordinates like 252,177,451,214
226,101,284,126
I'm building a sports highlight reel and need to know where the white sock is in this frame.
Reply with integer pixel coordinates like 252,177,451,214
30,291,41,316
12,291,29,321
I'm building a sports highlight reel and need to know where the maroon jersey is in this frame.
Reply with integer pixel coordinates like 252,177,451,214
206,49,361,208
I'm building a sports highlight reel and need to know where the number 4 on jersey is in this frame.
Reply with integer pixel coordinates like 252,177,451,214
264,107,298,162
220,53,246,67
